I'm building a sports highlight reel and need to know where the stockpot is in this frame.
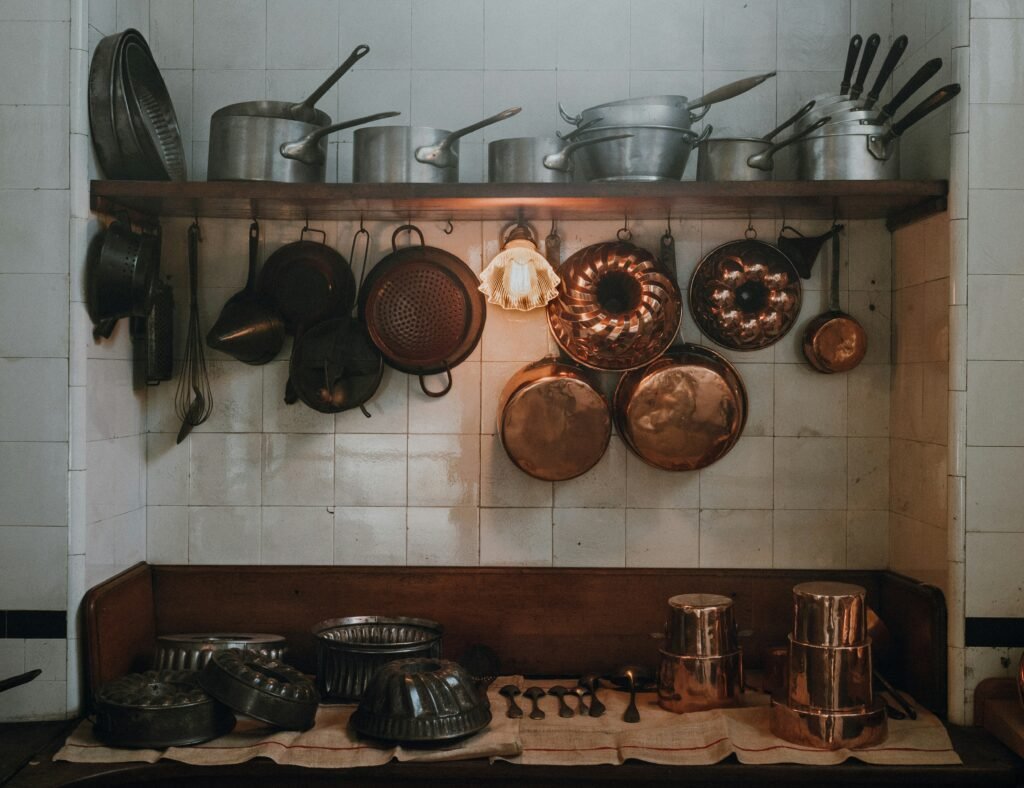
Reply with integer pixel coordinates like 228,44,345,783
354,108,520,183
487,133,631,183
572,124,711,182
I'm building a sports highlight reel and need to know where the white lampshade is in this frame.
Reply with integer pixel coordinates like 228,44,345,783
478,222,560,311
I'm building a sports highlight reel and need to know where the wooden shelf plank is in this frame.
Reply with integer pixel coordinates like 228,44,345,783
91,179,948,225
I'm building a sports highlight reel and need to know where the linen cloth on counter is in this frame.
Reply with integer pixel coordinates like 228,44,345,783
55,677,960,769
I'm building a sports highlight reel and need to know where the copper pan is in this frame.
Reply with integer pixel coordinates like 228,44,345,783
689,235,801,351
803,226,866,373
497,357,611,481
614,344,747,472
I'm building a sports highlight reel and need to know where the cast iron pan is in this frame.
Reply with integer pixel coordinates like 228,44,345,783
359,224,486,398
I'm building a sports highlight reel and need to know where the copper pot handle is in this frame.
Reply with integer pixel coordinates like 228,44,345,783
392,223,425,251
419,363,453,398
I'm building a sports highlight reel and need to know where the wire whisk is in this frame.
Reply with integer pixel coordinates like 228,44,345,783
174,221,213,443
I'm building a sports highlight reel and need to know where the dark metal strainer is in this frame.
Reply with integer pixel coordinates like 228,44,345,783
360,224,486,398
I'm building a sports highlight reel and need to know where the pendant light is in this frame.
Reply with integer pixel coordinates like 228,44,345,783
478,219,560,311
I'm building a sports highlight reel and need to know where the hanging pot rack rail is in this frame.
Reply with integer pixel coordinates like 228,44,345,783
90,179,947,232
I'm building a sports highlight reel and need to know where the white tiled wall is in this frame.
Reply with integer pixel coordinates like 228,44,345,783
145,215,892,571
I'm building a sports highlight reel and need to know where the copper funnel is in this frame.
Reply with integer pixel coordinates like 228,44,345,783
777,224,841,279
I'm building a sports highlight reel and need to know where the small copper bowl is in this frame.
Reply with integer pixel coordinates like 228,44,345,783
791,581,868,647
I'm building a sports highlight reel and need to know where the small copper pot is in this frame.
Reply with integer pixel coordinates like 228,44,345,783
792,581,868,647
802,227,866,374
614,344,747,471
497,358,611,481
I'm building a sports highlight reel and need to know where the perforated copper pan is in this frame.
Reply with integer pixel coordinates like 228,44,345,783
359,225,486,398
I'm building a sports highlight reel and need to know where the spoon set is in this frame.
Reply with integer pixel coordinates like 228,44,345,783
497,669,650,723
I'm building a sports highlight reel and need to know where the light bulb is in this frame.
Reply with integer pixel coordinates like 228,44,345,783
478,230,560,311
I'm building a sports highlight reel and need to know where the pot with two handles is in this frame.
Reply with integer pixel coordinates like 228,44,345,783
487,133,632,183
208,45,400,183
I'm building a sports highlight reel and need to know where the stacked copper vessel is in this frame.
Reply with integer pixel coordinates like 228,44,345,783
657,594,743,713
769,581,888,749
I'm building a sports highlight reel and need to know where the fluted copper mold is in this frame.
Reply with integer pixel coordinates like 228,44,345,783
313,616,443,701
546,241,681,371
614,344,747,471
94,669,235,749
351,658,491,743
497,358,611,481
664,593,737,656
792,581,867,647
689,239,801,351
154,633,287,671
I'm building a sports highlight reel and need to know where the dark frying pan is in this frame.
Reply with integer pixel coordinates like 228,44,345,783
257,226,356,334
689,235,802,351
359,224,486,398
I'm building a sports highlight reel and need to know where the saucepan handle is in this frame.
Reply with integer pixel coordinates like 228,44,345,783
419,364,453,398
280,111,401,165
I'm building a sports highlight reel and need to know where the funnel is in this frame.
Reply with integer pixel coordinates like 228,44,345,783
777,225,841,279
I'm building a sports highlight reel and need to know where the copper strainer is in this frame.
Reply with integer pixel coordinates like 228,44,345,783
360,224,486,398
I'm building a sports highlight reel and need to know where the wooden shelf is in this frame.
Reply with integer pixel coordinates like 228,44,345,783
91,179,948,230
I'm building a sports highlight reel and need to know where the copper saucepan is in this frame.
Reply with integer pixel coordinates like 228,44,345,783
614,344,747,472
802,226,866,373
497,358,611,481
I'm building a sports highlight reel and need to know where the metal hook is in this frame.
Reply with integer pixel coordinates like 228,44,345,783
443,218,454,235
191,217,202,241
666,213,672,234
744,215,757,240
617,214,632,241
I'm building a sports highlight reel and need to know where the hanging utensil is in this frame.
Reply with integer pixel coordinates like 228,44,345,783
141,279,173,384
206,221,286,365
802,225,867,373
86,218,161,338
777,224,842,279
175,222,213,443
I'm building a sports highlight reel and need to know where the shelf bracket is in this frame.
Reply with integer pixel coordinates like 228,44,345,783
885,196,948,233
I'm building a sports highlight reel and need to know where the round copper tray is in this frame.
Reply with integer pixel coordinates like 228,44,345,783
689,239,801,351
546,241,681,371
614,344,747,471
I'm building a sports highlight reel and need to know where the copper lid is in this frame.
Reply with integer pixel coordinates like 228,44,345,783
614,345,747,471
792,581,867,647
498,359,611,481
665,593,737,656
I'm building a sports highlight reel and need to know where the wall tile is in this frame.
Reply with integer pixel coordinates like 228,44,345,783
261,506,333,564
700,70,777,138
149,0,192,69
848,437,890,510
626,452,699,509
86,358,142,441
555,71,631,123
115,0,149,33
0,526,67,609
0,190,69,275
483,0,558,71
147,505,188,564
408,434,479,506
194,0,266,69
267,0,338,70
699,509,772,568
733,362,774,438
191,69,266,141
699,436,774,509
188,506,261,564
0,677,66,721
189,433,262,507
408,362,480,434
191,361,263,434
481,302,551,362
970,105,1024,189
411,0,483,70
852,0,894,42
553,507,625,567
479,507,552,566
0,21,69,104
409,70,484,139
847,364,890,437
889,513,947,591
0,358,68,442
0,106,68,189
777,0,851,71
556,0,629,71
333,68,411,141
847,220,891,291
970,19,1024,103
966,532,1024,617
262,362,335,434
774,364,848,437
0,443,67,526
774,437,847,509
846,510,889,568
968,276,1024,360
407,506,479,565
262,433,334,506
335,434,407,506
334,506,406,565
480,434,552,508
1,0,71,21
553,437,627,508
86,435,142,524
966,447,1024,532
482,71,558,141
629,0,702,71
890,438,947,526
341,0,412,70
481,361,521,435
967,361,1024,446
626,508,699,568
146,432,188,506
703,0,778,71
773,509,846,568
968,190,1024,276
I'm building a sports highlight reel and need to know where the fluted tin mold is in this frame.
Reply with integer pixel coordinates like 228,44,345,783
351,658,491,743
313,616,443,701
792,581,868,647
94,669,235,748
153,633,287,671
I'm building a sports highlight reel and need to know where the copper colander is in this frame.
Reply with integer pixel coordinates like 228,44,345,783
546,241,681,371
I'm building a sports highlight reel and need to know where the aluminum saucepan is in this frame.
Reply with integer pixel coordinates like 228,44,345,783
572,124,711,182
793,84,960,180
353,107,521,183
559,71,776,131
487,133,631,183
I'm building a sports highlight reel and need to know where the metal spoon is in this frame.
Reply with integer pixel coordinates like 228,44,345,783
609,665,654,724
548,685,574,718
498,684,523,719
523,686,546,720
579,674,606,717
570,686,590,716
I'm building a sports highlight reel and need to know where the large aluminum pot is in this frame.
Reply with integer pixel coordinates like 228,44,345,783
353,107,520,183
487,133,631,183
497,358,611,481
573,124,710,182
793,84,960,180
209,109,399,183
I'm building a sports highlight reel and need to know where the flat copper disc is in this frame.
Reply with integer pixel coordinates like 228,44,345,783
499,364,611,481
615,346,746,471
